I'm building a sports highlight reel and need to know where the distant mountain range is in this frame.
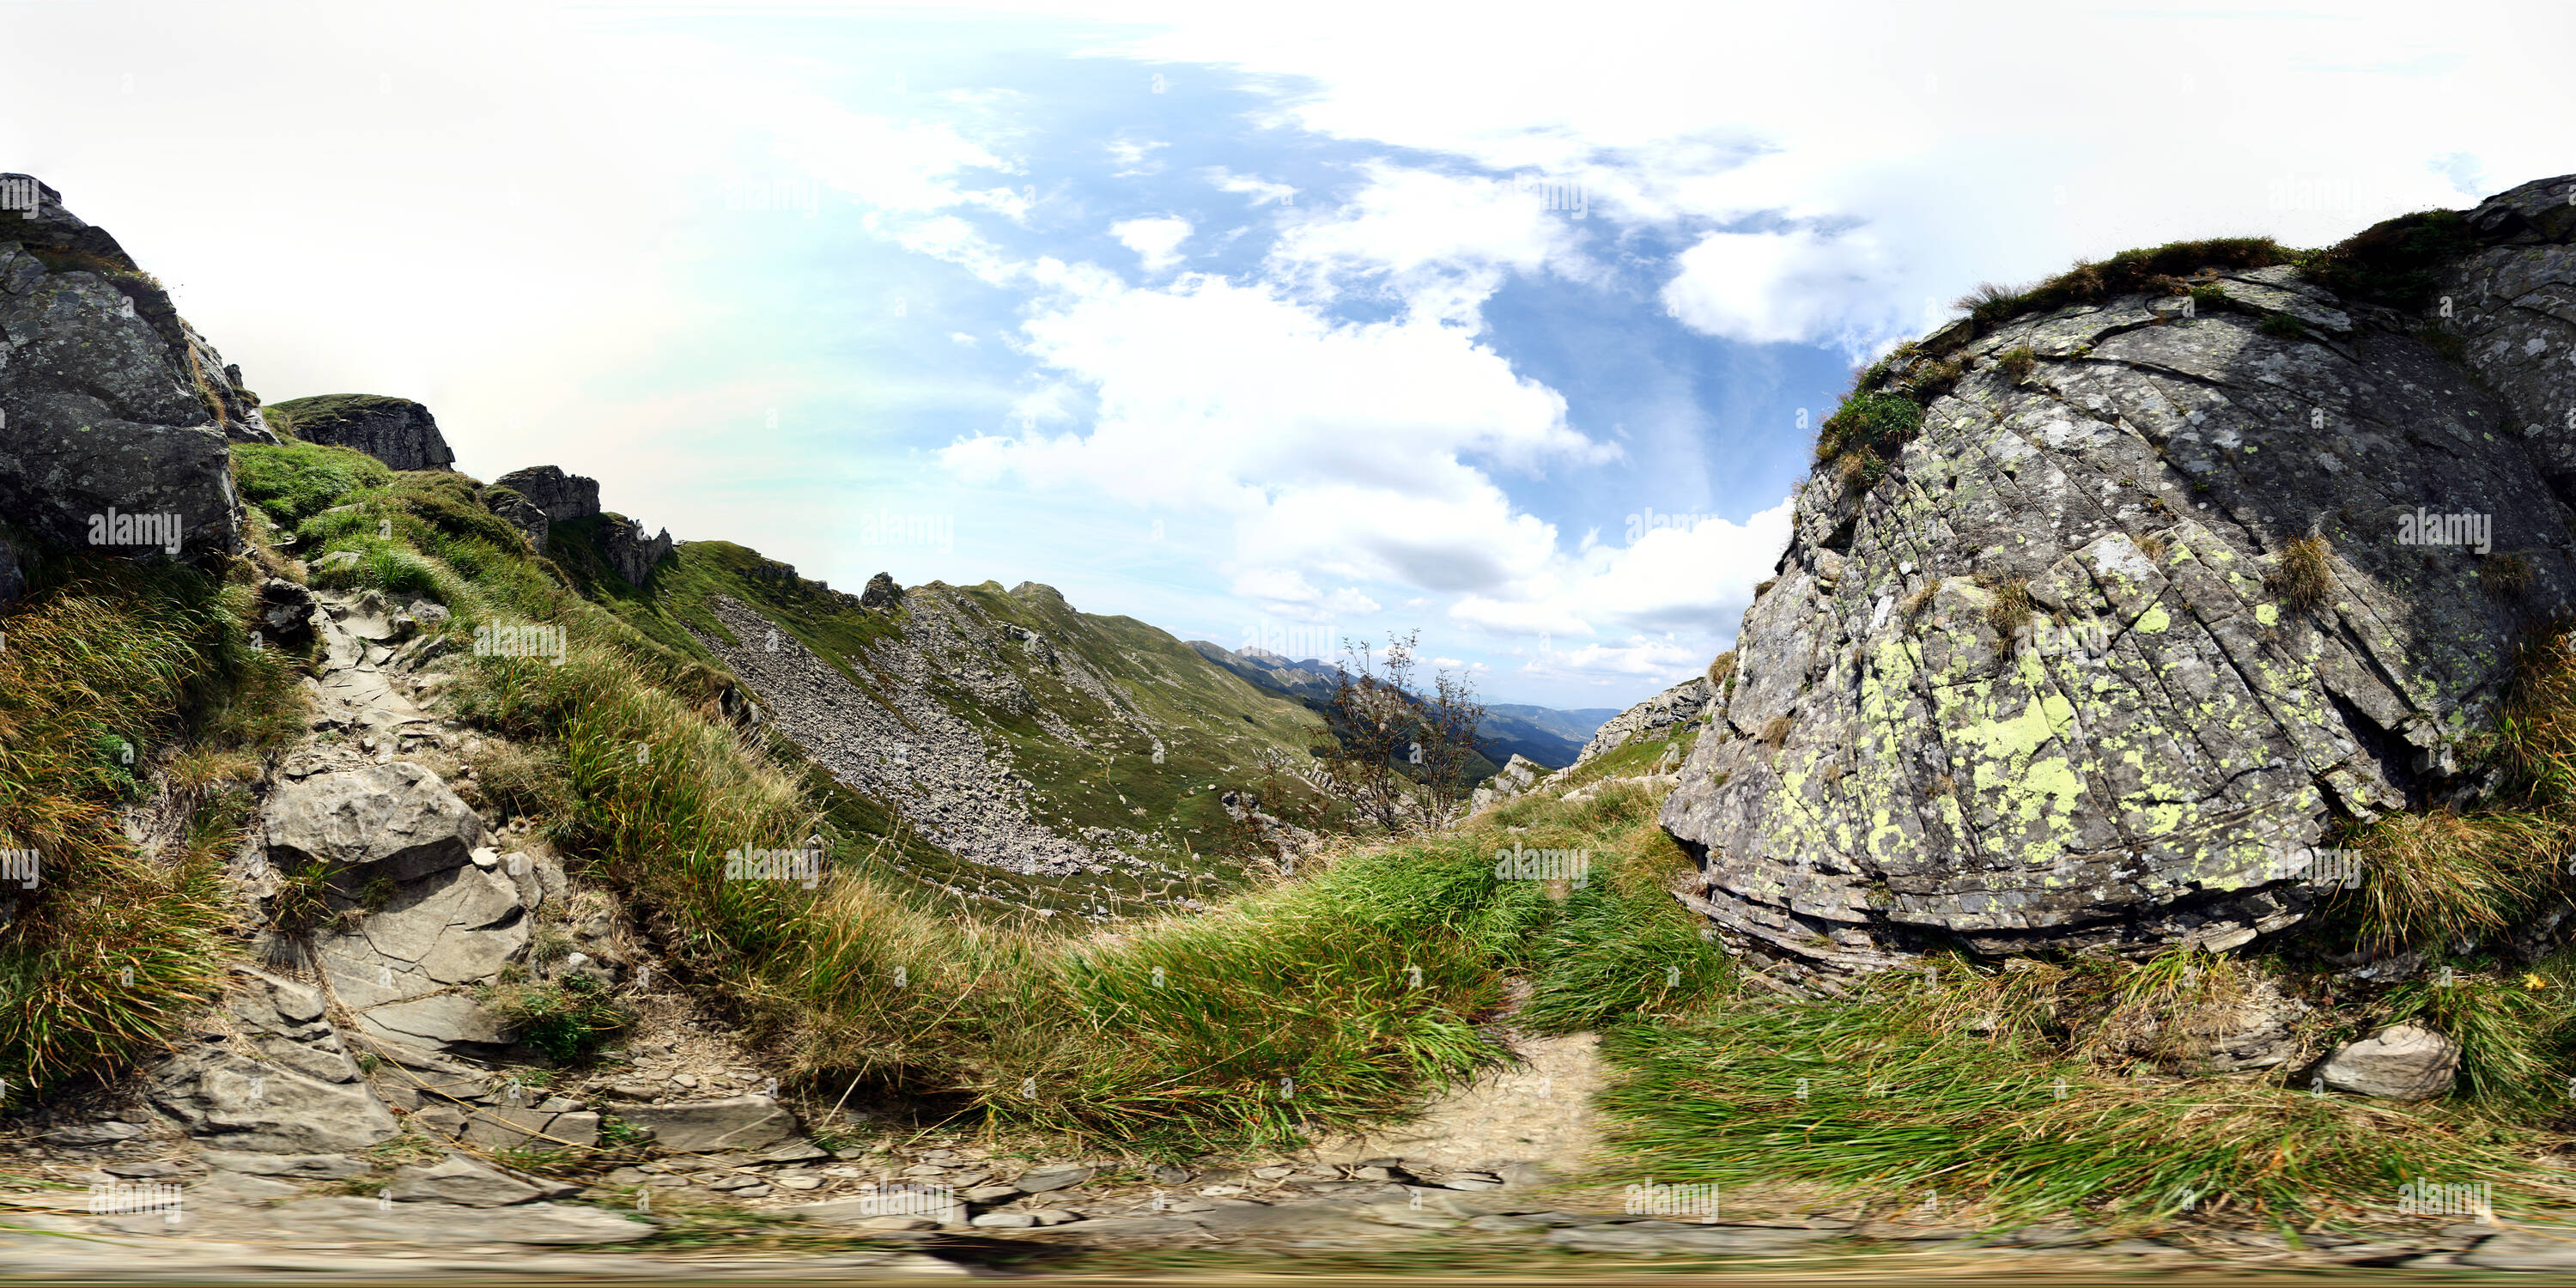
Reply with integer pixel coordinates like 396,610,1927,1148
1186,641,1620,769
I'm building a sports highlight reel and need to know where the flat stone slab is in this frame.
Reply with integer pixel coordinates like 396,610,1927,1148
617,1095,795,1152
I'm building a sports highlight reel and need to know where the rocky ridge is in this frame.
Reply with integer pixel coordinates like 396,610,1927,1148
267,394,455,472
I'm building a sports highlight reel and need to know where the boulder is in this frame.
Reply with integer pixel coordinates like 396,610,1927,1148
861,571,904,611
2316,1024,2460,1100
0,179,271,568
148,1046,400,1154
266,394,454,471
262,762,484,884
617,1095,797,1152
1662,172,2576,978
258,577,317,647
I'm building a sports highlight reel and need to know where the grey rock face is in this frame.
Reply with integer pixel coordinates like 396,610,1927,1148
615,1095,797,1152
862,571,904,611
267,394,454,471
1573,677,1715,764
1662,173,2576,978
598,512,673,586
0,179,255,565
2316,1023,2460,1099
491,465,600,522
484,465,667,584
149,1046,401,1154
0,530,22,605
262,762,485,884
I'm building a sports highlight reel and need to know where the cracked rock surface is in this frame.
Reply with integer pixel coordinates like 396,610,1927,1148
1663,173,2576,980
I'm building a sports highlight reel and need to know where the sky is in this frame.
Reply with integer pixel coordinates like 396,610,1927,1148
5,0,2570,708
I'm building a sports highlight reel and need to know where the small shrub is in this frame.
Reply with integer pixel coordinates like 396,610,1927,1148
2300,209,2479,311
2187,283,2227,313
2484,553,2535,604
482,972,634,1062
1984,576,2034,647
1814,392,1926,470
1996,347,2037,384
271,860,337,932
1757,715,1792,748
2269,536,2335,612
1705,652,1737,695
1952,282,2026,321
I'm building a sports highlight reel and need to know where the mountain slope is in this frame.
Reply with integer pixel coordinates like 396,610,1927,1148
529,519,1333,916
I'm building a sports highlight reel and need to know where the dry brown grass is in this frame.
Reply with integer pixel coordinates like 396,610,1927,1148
2269,535,2335,613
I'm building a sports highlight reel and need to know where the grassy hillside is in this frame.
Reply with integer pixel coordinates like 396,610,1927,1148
533,518,1337,891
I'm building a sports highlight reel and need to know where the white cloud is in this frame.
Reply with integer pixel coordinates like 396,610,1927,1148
1207,167,1297,207
1267,162,1598,317
1110,216,1193,272
1107,137,1168,176
1661,228,1902,353
1097,0,2576,355
1449,497,1793,641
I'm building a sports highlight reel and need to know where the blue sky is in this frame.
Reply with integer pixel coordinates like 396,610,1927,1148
7,0,2568,707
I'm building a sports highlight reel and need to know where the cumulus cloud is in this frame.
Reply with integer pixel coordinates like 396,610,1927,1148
1661,228,1904,353
1110,216,1193,272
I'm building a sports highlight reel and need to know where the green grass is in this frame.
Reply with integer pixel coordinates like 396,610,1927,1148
0,556,301,1097
1595,952,2576,1229
231,440,395,528
1952,236,2296,331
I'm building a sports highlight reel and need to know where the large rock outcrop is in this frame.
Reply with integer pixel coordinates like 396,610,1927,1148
0,175,269,579
1663,174,2576,981
267,393,455,471
486,465,670,585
